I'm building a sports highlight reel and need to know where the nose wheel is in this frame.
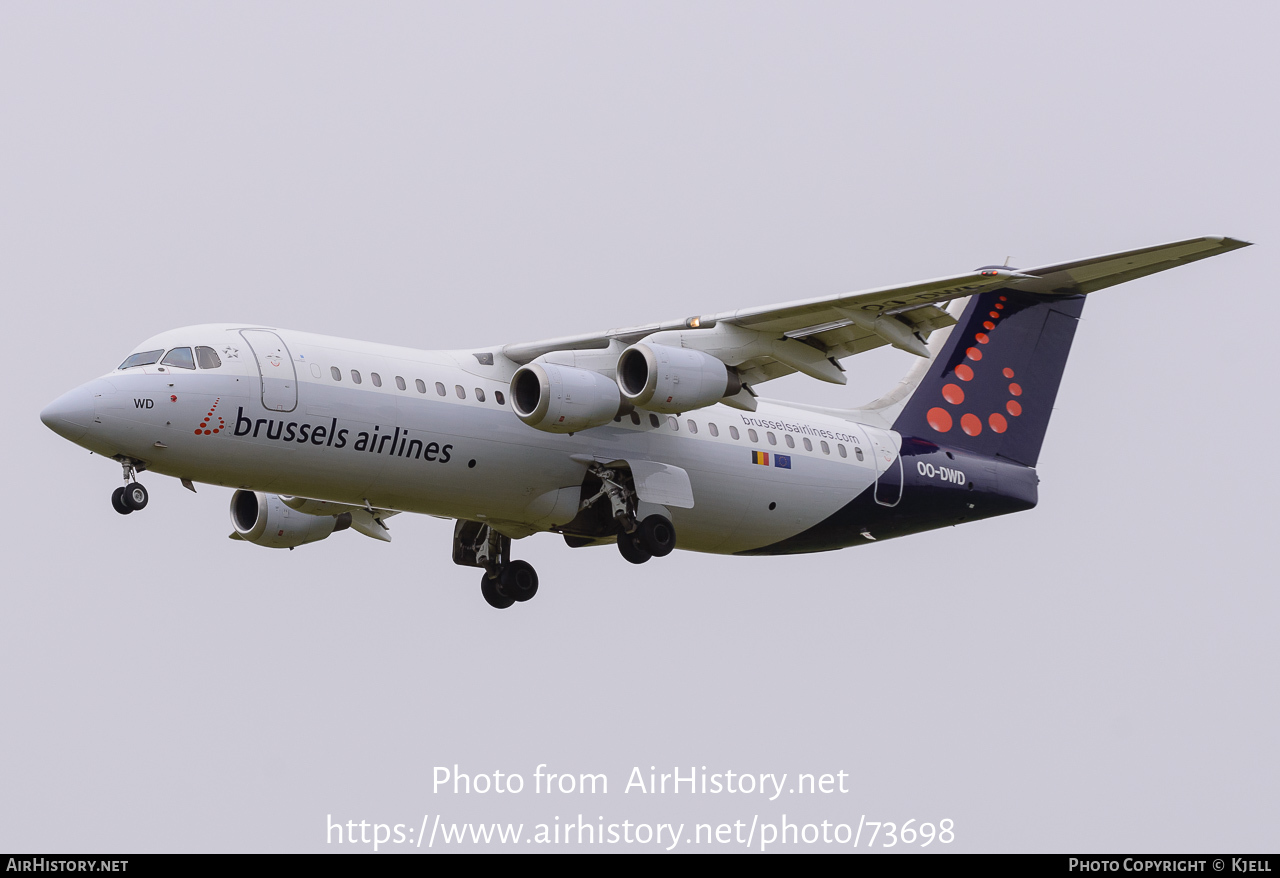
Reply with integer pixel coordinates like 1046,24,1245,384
111,482,149,514
111,487,132,515
110,459,149,514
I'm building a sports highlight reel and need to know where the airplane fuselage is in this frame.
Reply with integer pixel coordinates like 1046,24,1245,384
42,323,1033,556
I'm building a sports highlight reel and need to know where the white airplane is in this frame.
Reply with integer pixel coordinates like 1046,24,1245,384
41,236,1249,608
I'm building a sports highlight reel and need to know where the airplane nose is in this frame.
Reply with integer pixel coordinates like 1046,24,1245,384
40,384,95,442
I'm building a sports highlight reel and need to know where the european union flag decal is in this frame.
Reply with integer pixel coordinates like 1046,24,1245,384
774,454,792,469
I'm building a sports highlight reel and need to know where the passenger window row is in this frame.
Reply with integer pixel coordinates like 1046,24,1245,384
324,366,505,407
609,411,866,461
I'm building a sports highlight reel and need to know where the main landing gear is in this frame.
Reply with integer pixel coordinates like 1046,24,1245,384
453,520,539,610
578,463,677,566
111,459,149,515
616,514,677,565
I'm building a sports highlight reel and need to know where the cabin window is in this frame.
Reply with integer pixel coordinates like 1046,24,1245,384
821,440,830,454
855,447,864,461
803,437,813,452
475,388,485,402
629,412,640,425
309,363,321,378
729,426,740,440
668,416,679,431
838,444,847,458
708,423,719,437
649,414,660,428
785,434,795,448
351,370,362,384
766,431,777,446
435,382,446,396
416,379,426,393
371,372,382,387
455,385,466,399
687,420,698,434
395,376,407,391
161,348,196,370
195,346,222,369
496,390,506,406
331,367,342,381
748,429,758,443
118,350,164,369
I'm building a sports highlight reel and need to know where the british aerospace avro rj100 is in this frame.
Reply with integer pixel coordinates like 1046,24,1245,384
41,237,1249,608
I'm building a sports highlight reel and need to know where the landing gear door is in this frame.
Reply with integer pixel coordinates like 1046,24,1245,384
240,330,298,413
869,428,904,507
611,459,695,508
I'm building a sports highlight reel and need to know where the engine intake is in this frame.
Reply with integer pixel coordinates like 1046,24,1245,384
617,342,739,413
230,490,351,549
510,363,625,433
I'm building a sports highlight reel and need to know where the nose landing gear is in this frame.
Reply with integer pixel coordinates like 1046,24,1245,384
110,459,149,515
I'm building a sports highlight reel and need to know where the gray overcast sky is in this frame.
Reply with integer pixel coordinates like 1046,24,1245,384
2,1,1276,853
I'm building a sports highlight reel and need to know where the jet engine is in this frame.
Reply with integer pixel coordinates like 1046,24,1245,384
510,362,625,433
229,489,351,549
616,342,740,414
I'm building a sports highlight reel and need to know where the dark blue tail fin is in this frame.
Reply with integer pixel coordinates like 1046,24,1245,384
893,290,1085,467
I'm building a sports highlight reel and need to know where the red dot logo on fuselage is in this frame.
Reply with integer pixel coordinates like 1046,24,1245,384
195,397,225,436
927,298,1024,437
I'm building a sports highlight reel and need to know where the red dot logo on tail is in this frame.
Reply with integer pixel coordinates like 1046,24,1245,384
926,304,1027,437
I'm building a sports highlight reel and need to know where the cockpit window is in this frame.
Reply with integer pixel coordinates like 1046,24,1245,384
196,346,222,369
161,347,196,370
119,350,164,370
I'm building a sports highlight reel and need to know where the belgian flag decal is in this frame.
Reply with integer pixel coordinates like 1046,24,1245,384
751,450,769,465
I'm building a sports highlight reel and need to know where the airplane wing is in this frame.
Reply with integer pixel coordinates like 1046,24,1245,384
990,235,1252,295
502,236,1251,392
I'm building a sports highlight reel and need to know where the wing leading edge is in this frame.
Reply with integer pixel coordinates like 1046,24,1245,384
500,236,1251,393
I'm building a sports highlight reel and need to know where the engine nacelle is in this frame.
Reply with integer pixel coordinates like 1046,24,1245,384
616,342,740,413
510,362,625,433
230,490,351,549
